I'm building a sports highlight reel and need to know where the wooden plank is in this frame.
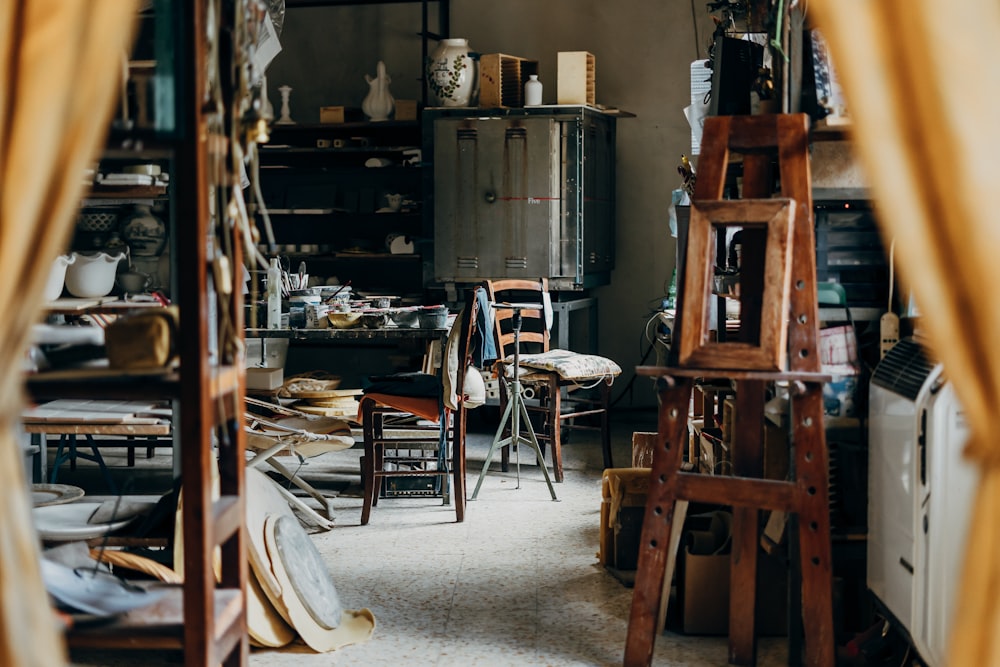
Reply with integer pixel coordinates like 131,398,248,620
792,390,835,667
635,366,831,383
673,474,799,512
624,379,692,667
729,381,765,665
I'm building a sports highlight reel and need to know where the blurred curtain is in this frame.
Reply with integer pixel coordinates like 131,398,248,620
809,1,1000,664
0,1,137,664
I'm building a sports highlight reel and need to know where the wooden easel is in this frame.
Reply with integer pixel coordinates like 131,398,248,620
624,114,834,667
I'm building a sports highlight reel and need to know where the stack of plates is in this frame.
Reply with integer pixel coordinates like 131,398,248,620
289,388,363,419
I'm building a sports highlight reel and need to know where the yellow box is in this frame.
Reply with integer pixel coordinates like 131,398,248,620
479,53,539,108
393,99,418,121
320,106,346,124
557,51,595,105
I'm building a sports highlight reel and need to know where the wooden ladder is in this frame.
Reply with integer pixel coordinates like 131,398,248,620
624,114,834,667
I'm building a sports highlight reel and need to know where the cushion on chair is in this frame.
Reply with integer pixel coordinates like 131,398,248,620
506,349,622,382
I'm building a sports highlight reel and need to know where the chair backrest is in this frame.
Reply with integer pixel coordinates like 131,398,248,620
483,278,550,360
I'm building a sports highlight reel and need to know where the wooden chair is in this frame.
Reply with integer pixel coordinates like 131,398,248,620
485,278,620,482
357,288,482,524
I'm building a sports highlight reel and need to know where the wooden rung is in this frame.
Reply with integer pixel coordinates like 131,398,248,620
673,473,800,512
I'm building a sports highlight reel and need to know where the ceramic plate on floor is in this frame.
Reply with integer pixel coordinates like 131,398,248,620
33,502,138,541
32,484,85,508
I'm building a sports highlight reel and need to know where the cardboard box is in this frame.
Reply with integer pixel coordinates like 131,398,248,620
319,105,362,124
246,367,283,391
479,53,539,108
557,51,595,105
599,467,650,569
393,99,418,121
677,544,788,635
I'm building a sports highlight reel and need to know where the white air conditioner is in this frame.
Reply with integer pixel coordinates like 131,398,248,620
868,337,976,667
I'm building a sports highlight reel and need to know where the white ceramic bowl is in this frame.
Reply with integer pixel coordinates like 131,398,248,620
64,251,126,298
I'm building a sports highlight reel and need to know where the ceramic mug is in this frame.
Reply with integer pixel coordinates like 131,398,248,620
118,270,152,294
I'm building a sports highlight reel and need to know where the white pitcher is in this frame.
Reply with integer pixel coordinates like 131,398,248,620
44,254,76,301
362,61,394,122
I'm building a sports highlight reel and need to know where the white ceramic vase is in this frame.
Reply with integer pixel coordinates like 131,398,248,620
121,204,167,257
524,74,543,106
362,61,395,121
427,38,478,107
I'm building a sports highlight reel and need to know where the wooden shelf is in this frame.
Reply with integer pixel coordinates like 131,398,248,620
25,365,240,402
65,586,243,652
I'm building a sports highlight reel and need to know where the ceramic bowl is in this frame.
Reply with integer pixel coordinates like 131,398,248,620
391,309,419,328
417,306,449,329
360,313,390,329
326,312,363,329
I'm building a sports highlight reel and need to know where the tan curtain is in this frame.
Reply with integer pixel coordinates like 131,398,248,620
0,1,137,664
809,1,1000,664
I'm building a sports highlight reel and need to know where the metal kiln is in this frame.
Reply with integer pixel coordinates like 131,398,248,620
427,106,619,290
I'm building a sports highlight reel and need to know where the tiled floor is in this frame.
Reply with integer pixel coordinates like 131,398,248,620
64,407,792,666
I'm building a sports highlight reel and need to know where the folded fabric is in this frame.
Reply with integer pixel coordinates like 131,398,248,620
506,349,622,381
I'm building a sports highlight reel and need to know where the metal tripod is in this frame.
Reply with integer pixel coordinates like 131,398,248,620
471,302,558,501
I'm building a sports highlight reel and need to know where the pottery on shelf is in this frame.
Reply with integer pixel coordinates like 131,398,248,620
276,85,295,125
120,204,166,256
44,254,75,301
524,74,543,107
64,251,127,298
427,38,478,107
362,61,394,122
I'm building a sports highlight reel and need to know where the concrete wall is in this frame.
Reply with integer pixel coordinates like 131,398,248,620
266,1,716,407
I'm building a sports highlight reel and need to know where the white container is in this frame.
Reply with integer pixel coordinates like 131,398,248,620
266,258,282,329
44,254,75,301
524,74,543,106
64,251,126,298
427,38,478,107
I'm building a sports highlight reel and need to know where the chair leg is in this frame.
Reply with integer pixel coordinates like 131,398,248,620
601,379,613,469
547,376,564,483
453,408,466,523
361,402,377,525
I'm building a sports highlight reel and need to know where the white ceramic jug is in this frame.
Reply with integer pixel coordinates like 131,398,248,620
362,61,394,121
64,251,127,298
44,254,76,301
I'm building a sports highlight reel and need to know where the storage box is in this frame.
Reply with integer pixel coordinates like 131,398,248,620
599,467,650,569
319,105,363,124
678,548,788,635
557,51,595,105
632,431,656,468
479,53,540,108
246,367,283,391
393,99,419,121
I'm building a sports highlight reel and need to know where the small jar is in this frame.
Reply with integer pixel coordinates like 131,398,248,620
524,74,543,107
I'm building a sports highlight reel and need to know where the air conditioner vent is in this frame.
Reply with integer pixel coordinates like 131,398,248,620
871,337,935,401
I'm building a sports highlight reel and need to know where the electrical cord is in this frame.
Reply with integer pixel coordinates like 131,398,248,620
610,310,671,408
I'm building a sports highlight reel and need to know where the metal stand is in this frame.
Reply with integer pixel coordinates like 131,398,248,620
471,303,558,501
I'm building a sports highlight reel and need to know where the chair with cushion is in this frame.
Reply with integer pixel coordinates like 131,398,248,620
357,287,484,524
485,278,621,482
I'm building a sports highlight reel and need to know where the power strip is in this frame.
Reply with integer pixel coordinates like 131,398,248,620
880,312,900,359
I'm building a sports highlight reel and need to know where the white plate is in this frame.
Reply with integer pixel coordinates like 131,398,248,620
32,484,85,508
33,502,137,541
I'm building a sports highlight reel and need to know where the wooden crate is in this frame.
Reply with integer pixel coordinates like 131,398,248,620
479,53,539,108
557,51,595,105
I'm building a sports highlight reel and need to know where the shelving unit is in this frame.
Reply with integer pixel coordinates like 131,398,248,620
257,121,429,297
26,2,249,665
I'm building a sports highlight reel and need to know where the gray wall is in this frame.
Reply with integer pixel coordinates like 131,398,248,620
266,1,715,408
